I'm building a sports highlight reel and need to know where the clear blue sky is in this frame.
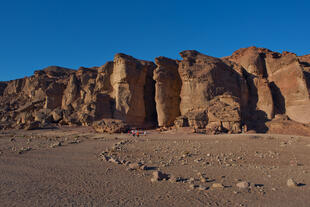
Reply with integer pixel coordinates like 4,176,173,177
1,0,309,81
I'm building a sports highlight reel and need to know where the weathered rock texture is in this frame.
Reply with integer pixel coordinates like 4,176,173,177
1,47,310,136
0,55,157,131
227,47,310,126
154,57,181,127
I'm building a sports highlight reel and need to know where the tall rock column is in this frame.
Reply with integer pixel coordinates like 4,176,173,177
227,47,274,120
154,57,181,127
111,54,156,126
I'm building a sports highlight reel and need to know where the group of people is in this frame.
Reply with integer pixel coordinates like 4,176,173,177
129,129,146,137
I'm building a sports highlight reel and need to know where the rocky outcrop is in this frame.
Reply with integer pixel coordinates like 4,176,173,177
226,47,274,123
1,47,310,136
228,47,310,125
0,54,157,131
178,50,243,115
154,57,181,127
175,50,245,133
266,51,310,124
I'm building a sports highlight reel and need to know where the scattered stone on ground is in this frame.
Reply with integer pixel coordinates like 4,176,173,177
151,171,169,182
287,178,298,187
236,181,249,189
211,183,224,189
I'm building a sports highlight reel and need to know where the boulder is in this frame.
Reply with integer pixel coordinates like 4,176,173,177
205,95,241,133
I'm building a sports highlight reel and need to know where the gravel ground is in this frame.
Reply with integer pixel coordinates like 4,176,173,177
0,126,309,206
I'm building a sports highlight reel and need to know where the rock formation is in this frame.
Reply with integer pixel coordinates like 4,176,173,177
154,57,181,127
111,53,156,126
228,47,310,125
1,47,310,136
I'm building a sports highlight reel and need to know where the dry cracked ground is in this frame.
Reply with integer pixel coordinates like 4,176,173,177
0,127,310,207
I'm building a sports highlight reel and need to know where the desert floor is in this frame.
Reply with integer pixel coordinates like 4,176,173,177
0,126,310,207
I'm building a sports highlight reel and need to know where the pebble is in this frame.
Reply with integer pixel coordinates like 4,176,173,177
109,157,121,164
236,181,249,189
169,176,178,183
50,142,61,148
139,165,147,170
189,184,197,190
101,155,110,161
287,178,298,187
200,177,207,183
211,183,224,188
151,171,169,182
170,175,184,183
69,138,81,144
128,163,141,170
197,185,207,191
18,147,32,154
194,158,203,163
188,177,195,183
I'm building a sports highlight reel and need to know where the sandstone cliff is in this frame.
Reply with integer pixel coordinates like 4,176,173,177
1,47,310,136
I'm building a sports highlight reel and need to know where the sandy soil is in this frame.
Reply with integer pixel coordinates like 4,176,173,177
0,126,310,206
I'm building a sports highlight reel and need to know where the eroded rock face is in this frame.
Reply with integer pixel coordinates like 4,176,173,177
0,47,310,135
227,47,274,122
173,51,244,133
154,57,181,127
229,47,310,124
111,53,156,126
265,51,310,124
0,55,157,130
178,50,243,115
